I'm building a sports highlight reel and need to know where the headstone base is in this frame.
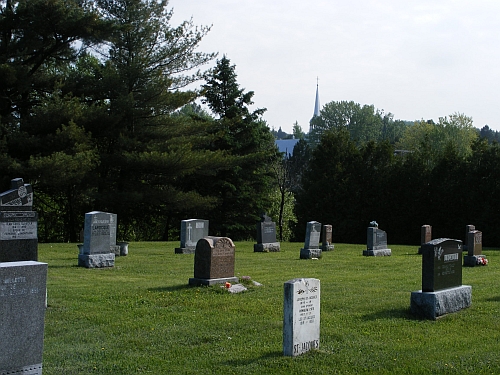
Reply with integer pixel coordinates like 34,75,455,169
254,242,280,252
78,253,115,268
300,248,322,259
189,276,239,286
321,244,334,251
410,285,472,320
363,249,391,256
175,247,195,254
1,363,43,375
463,255,485,267
111,245,120,256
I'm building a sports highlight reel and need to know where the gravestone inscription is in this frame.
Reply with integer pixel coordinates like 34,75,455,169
254,214,280,252
300,221,322,259
78,211,115,268
283,278,320,356
0,260,47,375
175,219,209,254
0,178,38,262
321,224,334,251
411,238,471,319
189,236,238,286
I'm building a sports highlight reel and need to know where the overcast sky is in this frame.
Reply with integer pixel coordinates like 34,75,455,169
171,0,500,134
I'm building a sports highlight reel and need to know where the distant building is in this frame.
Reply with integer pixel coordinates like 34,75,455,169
309,79,320,135
276,139,300,157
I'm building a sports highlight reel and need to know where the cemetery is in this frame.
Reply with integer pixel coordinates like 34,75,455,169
16,239,499,374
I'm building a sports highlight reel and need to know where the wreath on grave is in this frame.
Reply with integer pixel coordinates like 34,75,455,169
476,257,488,266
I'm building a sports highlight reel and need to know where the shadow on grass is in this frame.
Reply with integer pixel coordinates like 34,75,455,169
361,307,417,321
147,285,192,292
223,350,283,367
485,295,500,302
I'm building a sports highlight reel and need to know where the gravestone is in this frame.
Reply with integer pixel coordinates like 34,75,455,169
363,222,391,256
108,212,120,256
0,260,47,374
300,221,322,259
464,230,485,267
418,225,432,254
0,178,38,262
283,278,320,356
189,236,238,286
175,219,209,254
321,224,334,251
463,224,475,251
78,211,115,268
254,214,280,252
411,238,471,319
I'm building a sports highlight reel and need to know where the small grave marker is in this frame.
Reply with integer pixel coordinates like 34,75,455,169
300,221,322,259
175,219,209,254
254,214,280,252
321,224,334,251
78,211,115,268
363,222,391,256
418,225,432,254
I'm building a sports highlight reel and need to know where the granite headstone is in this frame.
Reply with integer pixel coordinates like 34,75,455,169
0,260,47,374
0,178,38,262
283,278,320,356
175,219,209,254
321,224,334,251
189,236,238,286
254,214,280,252
363,224,391,256
300,221,322,259
411,238,471,319
464,224,475,251
464,230,485,267
418,225,432,254
78,211,115,268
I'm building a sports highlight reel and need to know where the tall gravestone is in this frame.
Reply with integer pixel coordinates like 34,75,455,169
283,278,320,356
321,224,334,251
189,236,238,286
411,238,471,319
300,221,322,259
0,178,38,262
108,212,120,256
363,222,391,256
418,225,432,254
175,219,209,254
463,224,475,252
464,230,486,267
78,211,115,268
1,260,47,374
254,214,280,252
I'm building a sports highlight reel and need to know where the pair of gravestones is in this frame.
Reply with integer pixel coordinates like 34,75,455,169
300,221,334,259
0,178,47,375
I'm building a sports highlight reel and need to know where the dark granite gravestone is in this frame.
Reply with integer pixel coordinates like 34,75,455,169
464,230,485,267
363,224,391,256
321,224,334,251
418,225,432,254
0,260,47,374
300,221,322,259
283,278,320,356
175,219,209,254
254,214,280,252
189,236,238,286
78,211,115,268
411,238,471,319
464,224,475,251
0,178,38,262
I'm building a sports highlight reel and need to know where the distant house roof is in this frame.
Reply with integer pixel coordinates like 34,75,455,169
275,139,300,156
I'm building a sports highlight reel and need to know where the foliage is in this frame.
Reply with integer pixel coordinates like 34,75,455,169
41,241,500,374
267,188,296,241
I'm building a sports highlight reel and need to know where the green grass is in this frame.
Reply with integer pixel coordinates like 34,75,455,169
40,242,500,374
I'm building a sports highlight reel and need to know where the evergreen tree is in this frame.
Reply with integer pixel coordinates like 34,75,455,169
201,56,279,239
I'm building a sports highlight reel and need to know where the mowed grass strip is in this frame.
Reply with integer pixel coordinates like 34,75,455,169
40,242,500,374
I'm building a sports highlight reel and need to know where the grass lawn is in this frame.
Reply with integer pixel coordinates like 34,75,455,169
40,242,500,374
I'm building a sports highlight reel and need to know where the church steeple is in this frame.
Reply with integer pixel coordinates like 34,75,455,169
309,78,320,134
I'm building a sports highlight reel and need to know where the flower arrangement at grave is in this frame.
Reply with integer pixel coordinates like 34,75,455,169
476,257,488,266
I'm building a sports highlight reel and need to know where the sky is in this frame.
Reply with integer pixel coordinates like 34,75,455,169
171,0,500,134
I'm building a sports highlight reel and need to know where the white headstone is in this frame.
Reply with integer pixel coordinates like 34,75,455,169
283,278,320,356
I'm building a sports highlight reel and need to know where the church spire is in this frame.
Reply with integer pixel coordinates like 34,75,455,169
313,77,320,118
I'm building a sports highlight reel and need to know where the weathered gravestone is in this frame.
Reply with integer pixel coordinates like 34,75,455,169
1,260,47,374
464,230,486,267
411,238,471,319
189,236,238,286
363,222,391,256
175,219,209,254
283,278,320,356
254,214,280,252
300,221,322,259
78,211,115,268
418,225,432,254
321,224,334,251
0,178,38,262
